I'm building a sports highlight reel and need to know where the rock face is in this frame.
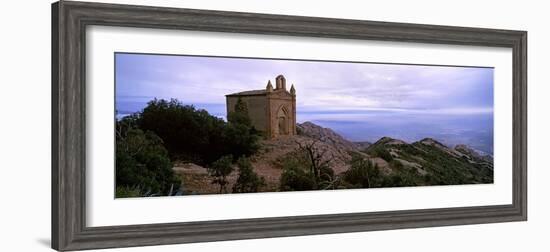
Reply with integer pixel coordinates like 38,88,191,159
256,135,354,176
262,121,371,174
296,121,360,152
250,122,369,187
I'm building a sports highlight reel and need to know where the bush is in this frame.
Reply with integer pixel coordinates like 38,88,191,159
224,122,260,160
367,146,394,162
382,165,420,187
115,186,142,198
279,158,316,191
232,157,265,193
279,145,337,191
115,119,180,197
227,98,251,126
226,98,260,158
343,155,380,188
318,165,335,189
390,159,404,169
136,98,259,166
207,155,234,193
380,175,404,187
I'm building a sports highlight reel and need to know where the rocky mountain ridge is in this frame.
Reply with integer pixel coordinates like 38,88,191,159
296,121,360,151
365,135,493,185
174,121,494,194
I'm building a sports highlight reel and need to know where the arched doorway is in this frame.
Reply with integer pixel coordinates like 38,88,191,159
276,106,289,135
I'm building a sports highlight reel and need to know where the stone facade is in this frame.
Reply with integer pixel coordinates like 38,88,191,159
226,74,296,139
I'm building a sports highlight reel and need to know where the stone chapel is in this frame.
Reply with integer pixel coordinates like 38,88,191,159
225,74,296,139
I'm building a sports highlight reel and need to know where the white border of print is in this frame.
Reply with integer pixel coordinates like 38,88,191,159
86,25,512,227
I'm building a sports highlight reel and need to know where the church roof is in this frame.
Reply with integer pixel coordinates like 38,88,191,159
226,89,267,96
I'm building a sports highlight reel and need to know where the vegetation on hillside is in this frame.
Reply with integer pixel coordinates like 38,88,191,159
115,98,264,197
362,138,493,187
207,155,234,193
136,98,259,166
279,140,337,191
277,134,494,192
341,153,379,188
232,157,266,193
115,117,180,197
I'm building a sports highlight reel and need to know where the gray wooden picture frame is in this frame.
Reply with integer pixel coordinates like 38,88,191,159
51,1,527,251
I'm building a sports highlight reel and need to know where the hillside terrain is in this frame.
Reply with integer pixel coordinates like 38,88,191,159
174,121,493,194
175,122,365,193
364,136,493,186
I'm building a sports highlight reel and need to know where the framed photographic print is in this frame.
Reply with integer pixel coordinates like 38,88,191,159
52,1,527,251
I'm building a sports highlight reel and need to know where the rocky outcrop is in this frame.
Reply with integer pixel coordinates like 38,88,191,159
297,121,360,152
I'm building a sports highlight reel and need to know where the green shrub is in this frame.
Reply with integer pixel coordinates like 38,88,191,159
227,98,251,126
367,146,394,162
115,186,142,198
383,164,420,187
232,157,265,193
115,120,180,197
279,145,338,191
343,155,380,188
294,141,336,189
207,155,234,193
136,98,259,166
279,158,316,191
318,165,335,189
390,159,404,169
223,122,260,160
380,175,404,187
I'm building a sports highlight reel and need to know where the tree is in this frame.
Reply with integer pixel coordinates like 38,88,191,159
136,98,259,166
227,97,251,126
115,117,180,197
296,140,335,188
279,141,337,191
207,155,234,193
232,157,265,193
225,98,260,159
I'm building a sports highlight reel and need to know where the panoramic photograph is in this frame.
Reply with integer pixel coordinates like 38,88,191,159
114,53,494,198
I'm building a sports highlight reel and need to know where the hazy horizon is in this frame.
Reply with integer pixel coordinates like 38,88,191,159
116,53,494,154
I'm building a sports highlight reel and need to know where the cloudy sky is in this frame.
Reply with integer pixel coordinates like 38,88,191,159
116,53,494,153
